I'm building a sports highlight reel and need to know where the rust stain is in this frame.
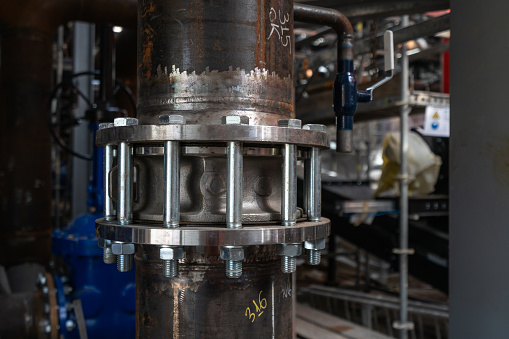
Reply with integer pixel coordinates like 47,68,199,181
142,26,155,79
140,0,156,17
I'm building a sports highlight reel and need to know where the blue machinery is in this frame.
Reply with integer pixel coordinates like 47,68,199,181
51,125,135,337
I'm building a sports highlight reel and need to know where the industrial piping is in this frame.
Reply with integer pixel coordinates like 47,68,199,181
0,0,137,266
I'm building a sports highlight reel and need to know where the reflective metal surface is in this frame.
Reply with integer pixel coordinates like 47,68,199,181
96,217,330,246
96,124,329,148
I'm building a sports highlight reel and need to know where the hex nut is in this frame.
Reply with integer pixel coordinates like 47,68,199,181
98,122,114,130
278,119,302,129
159,114,186,125
159,246,185,260
220,247,245,261
114,117,139,127
111,242,135,255
303,124,327,133
221,115,249,125
97,238,111,248
304,239,326,250
277,244,302,257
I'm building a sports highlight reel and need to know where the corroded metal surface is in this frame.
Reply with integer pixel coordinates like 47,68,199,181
136,245,294,338
97,217,330,246
96,124,330,148
137,0,294,125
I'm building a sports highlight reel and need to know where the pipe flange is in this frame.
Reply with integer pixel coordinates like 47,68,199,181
96,124,329,148
96,217,330,247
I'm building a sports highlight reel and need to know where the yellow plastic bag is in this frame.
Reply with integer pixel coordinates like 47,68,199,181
374,132,442,197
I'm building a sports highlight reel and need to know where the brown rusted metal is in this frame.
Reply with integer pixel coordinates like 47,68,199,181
0,290,47,338
0,0,137,266
137,0,295,126
136,245,294,338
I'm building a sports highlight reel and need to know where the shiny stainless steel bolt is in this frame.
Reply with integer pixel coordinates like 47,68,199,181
112,242,135,272
220,246,245,278
103,143,115,221
277,244,302,274
278,119,301,272
304,239,326,266
159,115,186,277
114,118,137,226
117,254,133,272
221,116,248,278
303,124,327,222
160,246,185,278
103,247,116,264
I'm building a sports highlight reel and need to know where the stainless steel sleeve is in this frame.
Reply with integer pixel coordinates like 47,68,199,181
226,141,243,229
163,140,180,228
104,144,115,221
281,143,297,226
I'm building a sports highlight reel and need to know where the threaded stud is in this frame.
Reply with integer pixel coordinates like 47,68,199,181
307,249,321,265
226,260,242,278
103,247,116,264
117,254,133,272
282,256,296,273
163,259,178,278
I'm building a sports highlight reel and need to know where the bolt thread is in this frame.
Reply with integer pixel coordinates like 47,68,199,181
117,254,133,272
226,260,242,278
163,260,178,277
103,247,117,264
307,249,321,265
282,256,296,273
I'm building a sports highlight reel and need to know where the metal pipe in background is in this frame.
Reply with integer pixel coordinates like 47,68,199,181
397,15,411,339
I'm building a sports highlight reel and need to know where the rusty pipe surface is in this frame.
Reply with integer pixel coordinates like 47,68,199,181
0,0,136,266
136,245,294,338
0,291,46,338
137,0,295,126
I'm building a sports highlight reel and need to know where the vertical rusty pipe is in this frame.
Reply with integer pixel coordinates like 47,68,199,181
136,246,293,338
137,0,294,126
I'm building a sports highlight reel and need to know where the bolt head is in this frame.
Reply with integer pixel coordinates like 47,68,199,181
65,319,75,332
159,246,185,260
97,238,111,248
220,247,245,261
303,124,327,133
304,238,326,250
37,273,47,286
278,119,302,129
221,115,249,125
111,242,135,255
98,122,114,130
114,117,138,127
159,114,186,125
277,244,302,257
